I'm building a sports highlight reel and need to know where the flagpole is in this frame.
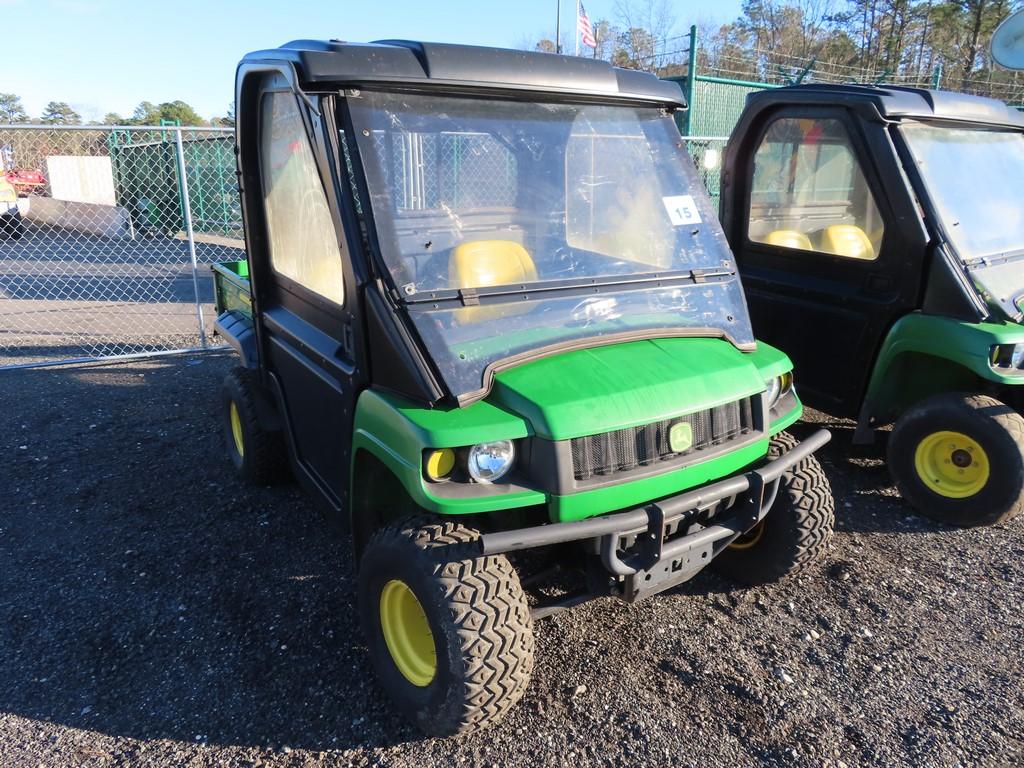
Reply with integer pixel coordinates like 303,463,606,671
575,0,580,56
555,0,561,54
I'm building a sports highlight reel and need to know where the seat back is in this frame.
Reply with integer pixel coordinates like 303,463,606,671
763,229,813,251
449,240,537,289
448,240,538,323
820,224,875,260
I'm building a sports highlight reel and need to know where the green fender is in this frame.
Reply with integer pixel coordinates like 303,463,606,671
860,313,1024,430
350,389,544,516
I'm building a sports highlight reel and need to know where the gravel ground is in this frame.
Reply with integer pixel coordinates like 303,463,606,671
2,351,1023,768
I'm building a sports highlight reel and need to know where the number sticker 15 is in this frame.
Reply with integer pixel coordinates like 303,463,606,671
662,194,702,226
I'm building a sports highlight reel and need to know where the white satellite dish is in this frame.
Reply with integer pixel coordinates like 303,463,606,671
992,9,1024,71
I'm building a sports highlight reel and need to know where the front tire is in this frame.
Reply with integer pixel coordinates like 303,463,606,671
888,393,1024,527
712,431,835,585
358,516,534,736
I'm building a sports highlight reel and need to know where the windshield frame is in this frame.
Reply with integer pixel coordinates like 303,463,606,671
336,87,753,405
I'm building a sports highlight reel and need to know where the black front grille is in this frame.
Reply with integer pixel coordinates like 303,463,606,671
570,397,757,481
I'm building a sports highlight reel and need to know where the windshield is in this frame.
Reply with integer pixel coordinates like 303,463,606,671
346,91,751,401
902,122,1024,261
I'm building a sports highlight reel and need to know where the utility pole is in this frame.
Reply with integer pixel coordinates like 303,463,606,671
556,0,561,53
575,0,580,56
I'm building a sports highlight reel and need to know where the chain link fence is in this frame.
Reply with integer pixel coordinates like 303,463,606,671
370,130,517,211
0,125,241,369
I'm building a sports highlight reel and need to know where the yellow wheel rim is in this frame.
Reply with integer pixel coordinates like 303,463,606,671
914,430,990,499
379,579,436,687
729,520,765,551
229,401,244,458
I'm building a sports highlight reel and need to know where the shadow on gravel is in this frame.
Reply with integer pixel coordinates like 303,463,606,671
0,354,419,752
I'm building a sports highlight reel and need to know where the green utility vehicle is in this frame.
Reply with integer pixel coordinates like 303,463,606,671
212,39,835,736
721,84,1024,527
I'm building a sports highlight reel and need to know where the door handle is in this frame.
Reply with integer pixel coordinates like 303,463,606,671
342,322,354,356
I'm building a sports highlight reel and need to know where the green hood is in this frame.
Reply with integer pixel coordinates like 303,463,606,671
489,337,766,441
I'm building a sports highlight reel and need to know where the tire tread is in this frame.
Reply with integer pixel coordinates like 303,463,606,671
363,516,534,735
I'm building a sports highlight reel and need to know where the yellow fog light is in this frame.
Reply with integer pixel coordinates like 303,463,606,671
424,448,456,481
779,371,794,396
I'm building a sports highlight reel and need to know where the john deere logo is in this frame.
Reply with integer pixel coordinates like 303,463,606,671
668,421,693,453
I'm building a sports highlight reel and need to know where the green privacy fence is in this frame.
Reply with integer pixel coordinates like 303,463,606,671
108,128,240,239
685,76,778,137
681,137,729,208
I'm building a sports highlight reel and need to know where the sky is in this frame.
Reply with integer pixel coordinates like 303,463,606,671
3,0,742,122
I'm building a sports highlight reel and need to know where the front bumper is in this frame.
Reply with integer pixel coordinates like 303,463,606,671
480,428,831,603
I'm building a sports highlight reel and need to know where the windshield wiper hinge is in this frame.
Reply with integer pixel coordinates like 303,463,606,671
458,287,480,306
689,267,733,283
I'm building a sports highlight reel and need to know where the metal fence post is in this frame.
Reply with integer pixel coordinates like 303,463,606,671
173,127,208,347
684,25,698,136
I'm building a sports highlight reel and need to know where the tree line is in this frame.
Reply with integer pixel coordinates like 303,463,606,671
532,0,1023,102
0,94,234,127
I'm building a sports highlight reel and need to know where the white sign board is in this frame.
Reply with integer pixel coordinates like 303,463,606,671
45,155,117,206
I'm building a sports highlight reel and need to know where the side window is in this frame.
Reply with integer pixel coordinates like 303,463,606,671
260,92,345,304
748,117,884,261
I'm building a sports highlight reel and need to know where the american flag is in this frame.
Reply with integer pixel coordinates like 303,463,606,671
578,2,597,48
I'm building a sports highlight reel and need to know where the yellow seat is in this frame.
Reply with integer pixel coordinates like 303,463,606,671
762,229,813,251
449,240,537,288
820,225,876,260
449,240,537,323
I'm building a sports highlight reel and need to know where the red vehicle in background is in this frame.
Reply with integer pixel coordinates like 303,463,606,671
3,169,46,197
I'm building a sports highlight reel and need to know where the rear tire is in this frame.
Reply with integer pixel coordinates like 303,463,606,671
888,393,1024,527
220,367,287,485
712,431,834,585
358,516,534,736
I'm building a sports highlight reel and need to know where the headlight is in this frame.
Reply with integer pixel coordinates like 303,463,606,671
766,372,794,410
467,440,515,483
991,343,1024,371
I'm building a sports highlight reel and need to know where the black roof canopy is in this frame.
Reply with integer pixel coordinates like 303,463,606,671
239,39,685,106
746,83,1024,130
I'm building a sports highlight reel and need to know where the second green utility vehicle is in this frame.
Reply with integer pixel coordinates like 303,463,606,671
213,39,835,736
721,84,1024,527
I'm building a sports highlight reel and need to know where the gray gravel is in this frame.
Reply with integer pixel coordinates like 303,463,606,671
2,352,1023,767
